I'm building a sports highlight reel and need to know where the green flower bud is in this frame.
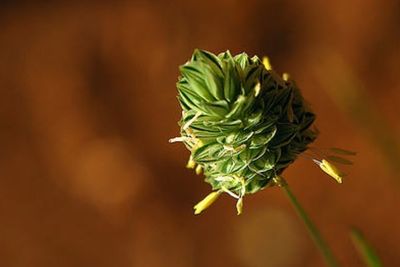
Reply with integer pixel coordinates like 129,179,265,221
172,49,318,212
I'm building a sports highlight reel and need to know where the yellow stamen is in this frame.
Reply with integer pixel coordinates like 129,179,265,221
262,57,272,70
194,191,221,215
282,73,290,81
192,139,204,151
186,157,196,169
195,165,202,175
236,198,243,215
254,82,261,96
317,159,344,183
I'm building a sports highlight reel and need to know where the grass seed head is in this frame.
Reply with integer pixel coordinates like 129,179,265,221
174,49,318,213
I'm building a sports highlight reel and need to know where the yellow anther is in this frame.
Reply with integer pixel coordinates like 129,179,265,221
194,191,221,215
254,82,261,96
317,159,344,184
262,57,272,70
186,157,196,169
192,139,204,151
282,73,290,81
195,165,203,175
236,198,243,215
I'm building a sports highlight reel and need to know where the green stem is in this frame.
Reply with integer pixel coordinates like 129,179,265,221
350,227,383,267
282,184,340,267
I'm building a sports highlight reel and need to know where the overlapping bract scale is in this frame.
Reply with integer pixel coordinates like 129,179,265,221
177,49,317,195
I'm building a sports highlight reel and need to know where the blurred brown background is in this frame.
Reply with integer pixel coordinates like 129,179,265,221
1,1,400,267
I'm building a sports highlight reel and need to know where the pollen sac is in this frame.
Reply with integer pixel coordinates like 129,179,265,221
176,49,318,196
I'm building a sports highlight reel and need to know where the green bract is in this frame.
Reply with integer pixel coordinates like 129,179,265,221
175,49,317,198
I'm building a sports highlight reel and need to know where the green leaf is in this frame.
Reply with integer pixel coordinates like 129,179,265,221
192,142,223,163
192,49,224,78
178,81,203,105
245,111,263,128
204,118,242,127
245,174,272,193
262,90,279,113
350,228,383,267
233,131,254,145
183,115,221,138
180,64,215,101
208,99,229,111
268,69,286,88
178,90,201,112
254,118,279,134
269,123,299,148
233,52,250,70
225,95,247,118
217,159,247,174
202,101,229,117
243,65,262,95
250,55,261,64
218,50,233,61
250,126,277,148
204,119,243,132
223,59,240,102
203,63,224,100
299,112,316,132
273,87,293,109
237,146,267,164
249,154,276,173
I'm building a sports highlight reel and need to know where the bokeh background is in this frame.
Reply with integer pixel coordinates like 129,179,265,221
1,1,400,267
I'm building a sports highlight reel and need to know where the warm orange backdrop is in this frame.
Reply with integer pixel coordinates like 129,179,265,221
0,1,399,267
